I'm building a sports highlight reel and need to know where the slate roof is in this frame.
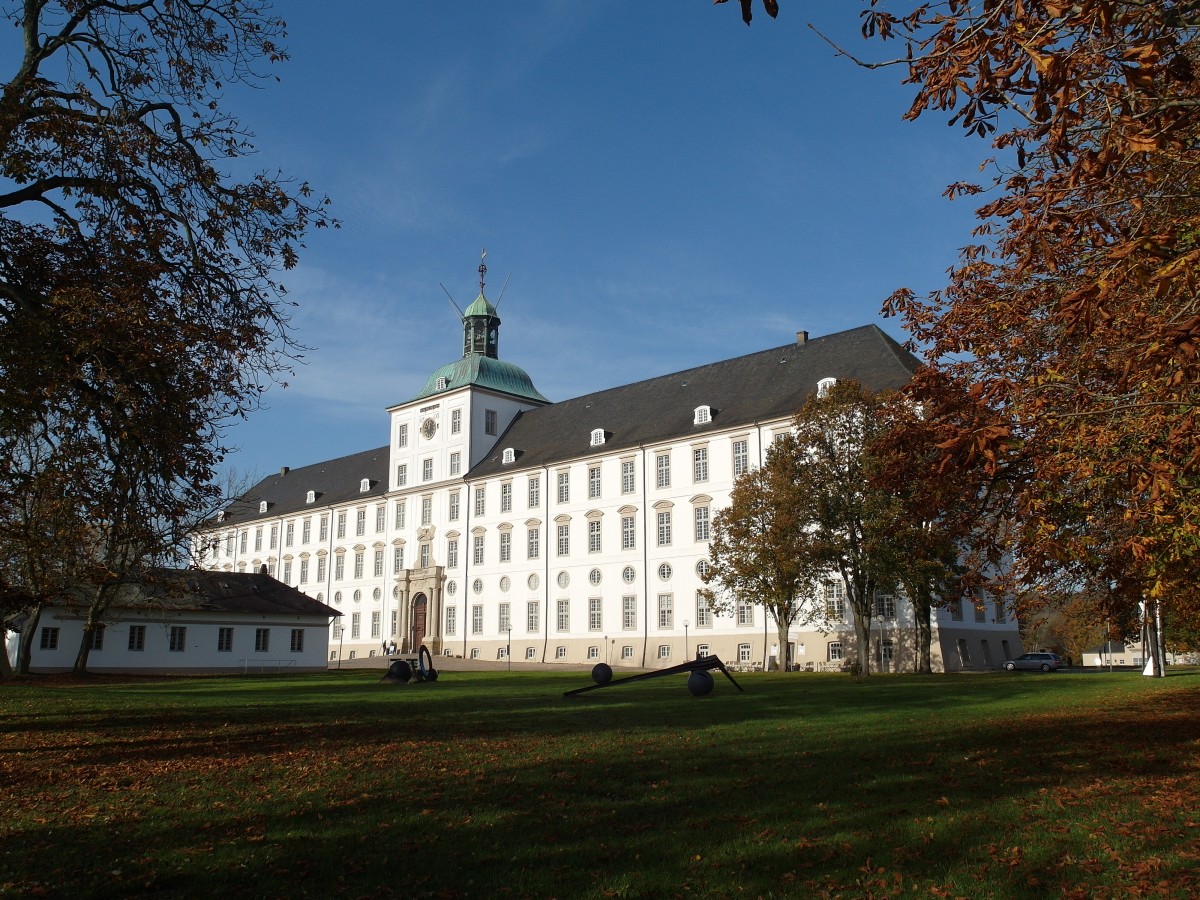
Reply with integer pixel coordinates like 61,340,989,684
111,569,341,618
468,325,920,477
218,445,389,528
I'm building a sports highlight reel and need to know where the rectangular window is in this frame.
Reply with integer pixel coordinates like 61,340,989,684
270,525,279,549
472,605,483,634
475,487,486,516
621,459,635,494
737,600,754,626
694,506,711,541
225,533,234,555
240,531,248,554
299,558,309,583
374,549,384,577
450,451,461,476
354,551,364,579
375,506,386,533
621,645,634,660
557,523,570,557
500,482,512,513
451,408,462,434
319,517,328,542
371,611,381,639
974,602,987,623
589,597,602,631
317,556,327,582
474,534,485,565
950,602,963,622
656,453,671,488
527,527,540,560
423,458,433,482
420,543,430,568
527,600,540,632
302,518,312,544
557,471,570,504
446,607,457,636
658,594,673,629
287,522,297,547
88,624,105,651
500,531,512,562
659,644,671,660
588,465,601,499
446,540,458,568
499,602,511,633
623,596,637,630
350,614,361,640
335,555,345,580
396,464,407,487
336,513,346,540
254,527,263,552
282,560,292,583
448,492,460,521
421,497,433,526
557,599,570,632
290,629,304,653
622,516,636,550
217,627,233,653
693,447,709,483
394,500,406,529
825,581,846,619
485,409,498,435
657,511,672,546
394,546,405,571
398,423,408,447
255,628,270,653
739,643,753,663
875,593,896,618
355,508,366,537
528,476,540,508
994,602,1006,624
733,439,749,476
39,627,59,650
697,592,712,628
128,625,146,652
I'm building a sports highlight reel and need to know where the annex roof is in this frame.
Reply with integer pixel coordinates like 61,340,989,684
468,325,920,477
105,569,341,618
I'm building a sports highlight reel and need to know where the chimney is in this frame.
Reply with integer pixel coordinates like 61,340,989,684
796,330,809,345
279,466,290,476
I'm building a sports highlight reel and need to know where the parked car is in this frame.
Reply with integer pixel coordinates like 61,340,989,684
1002,652,1064,672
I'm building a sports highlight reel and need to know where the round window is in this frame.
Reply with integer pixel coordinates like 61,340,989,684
658,563,672,581
473,578,483,595
589,568,602,586
499,575,511,592
622,566,636,584
557,571,570,589
528,573,540,591
447,580,457,596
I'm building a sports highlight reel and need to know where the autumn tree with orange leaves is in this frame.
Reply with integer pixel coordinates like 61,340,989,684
0,1,332,674
732,3,1200,670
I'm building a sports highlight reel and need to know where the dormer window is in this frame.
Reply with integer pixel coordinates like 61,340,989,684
306,490,316,505
502,448,516,464
435,376,448,391
590,429,606,447
360,478,371,493
258,501,268,514
693,405,712,426
216,511,225,522
817,377,837,398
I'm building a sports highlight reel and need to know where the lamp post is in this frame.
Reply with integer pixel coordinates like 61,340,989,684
683,619,690,660
506,626,512,671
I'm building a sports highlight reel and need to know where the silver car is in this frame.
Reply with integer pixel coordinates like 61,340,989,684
1003,652,1063,672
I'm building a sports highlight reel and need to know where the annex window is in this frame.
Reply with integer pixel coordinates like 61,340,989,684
255,628,270,653
290,629,304,653
40,627,59,650
88,625,105,651
128,625,146,652
217,627,233,653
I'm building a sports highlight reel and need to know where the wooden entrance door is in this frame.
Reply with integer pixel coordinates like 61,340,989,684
410,594,427,651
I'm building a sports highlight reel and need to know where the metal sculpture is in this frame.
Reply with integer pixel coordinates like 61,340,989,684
563,653,745,698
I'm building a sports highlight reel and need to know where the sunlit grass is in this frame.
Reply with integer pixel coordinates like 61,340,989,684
2,669,1198,898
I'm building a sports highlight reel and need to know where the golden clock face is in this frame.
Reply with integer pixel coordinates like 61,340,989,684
421,418,436,439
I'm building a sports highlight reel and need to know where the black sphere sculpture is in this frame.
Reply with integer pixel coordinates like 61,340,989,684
591,662,613,685
388,659,413,683
687,669,715,696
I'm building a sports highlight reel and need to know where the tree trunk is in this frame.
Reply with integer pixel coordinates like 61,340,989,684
0,627,13,676
1141,599,1166,678
16,604,44,675
775,612,790,672
912,590,933,675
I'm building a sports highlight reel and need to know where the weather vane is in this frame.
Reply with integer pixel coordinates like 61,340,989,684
478,248,487,293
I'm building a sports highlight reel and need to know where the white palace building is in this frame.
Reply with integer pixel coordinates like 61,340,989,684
196,265,1023,673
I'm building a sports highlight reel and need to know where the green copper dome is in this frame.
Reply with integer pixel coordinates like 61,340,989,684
410,354,548,404
462,292,498,319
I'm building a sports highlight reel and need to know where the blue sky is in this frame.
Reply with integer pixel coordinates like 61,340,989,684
217,1,985,484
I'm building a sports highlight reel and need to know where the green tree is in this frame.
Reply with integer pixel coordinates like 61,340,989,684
704,439,823,671
1,1,332,674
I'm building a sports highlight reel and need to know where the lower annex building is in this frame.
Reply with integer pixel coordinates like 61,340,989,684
197,267,1023,672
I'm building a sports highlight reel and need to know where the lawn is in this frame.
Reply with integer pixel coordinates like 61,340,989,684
2,668,1198,899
